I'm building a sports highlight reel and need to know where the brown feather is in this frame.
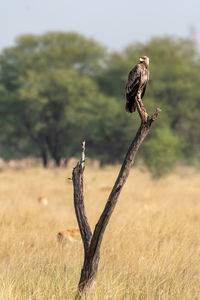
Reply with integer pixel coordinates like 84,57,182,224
125,56,149,113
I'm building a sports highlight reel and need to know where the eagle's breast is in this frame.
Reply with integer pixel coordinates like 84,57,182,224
140,68,148,85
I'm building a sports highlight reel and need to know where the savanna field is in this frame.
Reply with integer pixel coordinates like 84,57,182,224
0,166,199,300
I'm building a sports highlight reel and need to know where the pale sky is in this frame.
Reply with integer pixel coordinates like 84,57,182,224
1,0,200,51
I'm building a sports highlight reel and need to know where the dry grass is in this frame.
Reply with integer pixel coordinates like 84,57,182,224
0,166,199,299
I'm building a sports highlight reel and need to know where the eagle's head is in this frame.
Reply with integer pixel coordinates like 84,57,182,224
139,56,149,66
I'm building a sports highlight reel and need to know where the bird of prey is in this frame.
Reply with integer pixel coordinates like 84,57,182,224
125,56,150,113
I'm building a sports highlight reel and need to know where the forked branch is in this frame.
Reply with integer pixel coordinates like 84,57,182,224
72,141,92,252
72,104,161,299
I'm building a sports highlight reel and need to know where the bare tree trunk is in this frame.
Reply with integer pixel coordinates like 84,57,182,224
72,98,161,299
40,148,48,168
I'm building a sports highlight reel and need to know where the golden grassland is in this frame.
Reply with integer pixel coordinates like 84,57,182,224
0,166,199,300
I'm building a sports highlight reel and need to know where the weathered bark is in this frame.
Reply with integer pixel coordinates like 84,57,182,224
72,98,161,299
72,162,92,252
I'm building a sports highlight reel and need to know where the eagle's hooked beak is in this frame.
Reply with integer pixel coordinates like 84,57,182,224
139,57,144,62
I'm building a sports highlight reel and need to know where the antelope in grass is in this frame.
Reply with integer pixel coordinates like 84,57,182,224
57,229,80,243
38,196,48,206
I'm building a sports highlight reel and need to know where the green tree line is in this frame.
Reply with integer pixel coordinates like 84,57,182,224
0,32,199,176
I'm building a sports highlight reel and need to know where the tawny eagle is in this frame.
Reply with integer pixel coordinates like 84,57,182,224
125,56,149,113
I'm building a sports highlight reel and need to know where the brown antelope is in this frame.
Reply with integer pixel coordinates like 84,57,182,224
57,229,80,243
38,196,48,206
100,186,112,192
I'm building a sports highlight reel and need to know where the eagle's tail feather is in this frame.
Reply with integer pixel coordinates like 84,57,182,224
125,100,136,113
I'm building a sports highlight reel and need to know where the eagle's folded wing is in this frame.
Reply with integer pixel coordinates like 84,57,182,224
126,65,141,95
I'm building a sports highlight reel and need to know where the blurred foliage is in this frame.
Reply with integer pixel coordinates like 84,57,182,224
143,127,183,178
0,32,199,175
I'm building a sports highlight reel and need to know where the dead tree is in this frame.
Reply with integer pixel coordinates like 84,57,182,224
72,97,161,299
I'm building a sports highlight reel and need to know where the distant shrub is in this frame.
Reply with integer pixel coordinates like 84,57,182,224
143,127,183,178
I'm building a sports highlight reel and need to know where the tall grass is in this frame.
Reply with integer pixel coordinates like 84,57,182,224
0,166,199,299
